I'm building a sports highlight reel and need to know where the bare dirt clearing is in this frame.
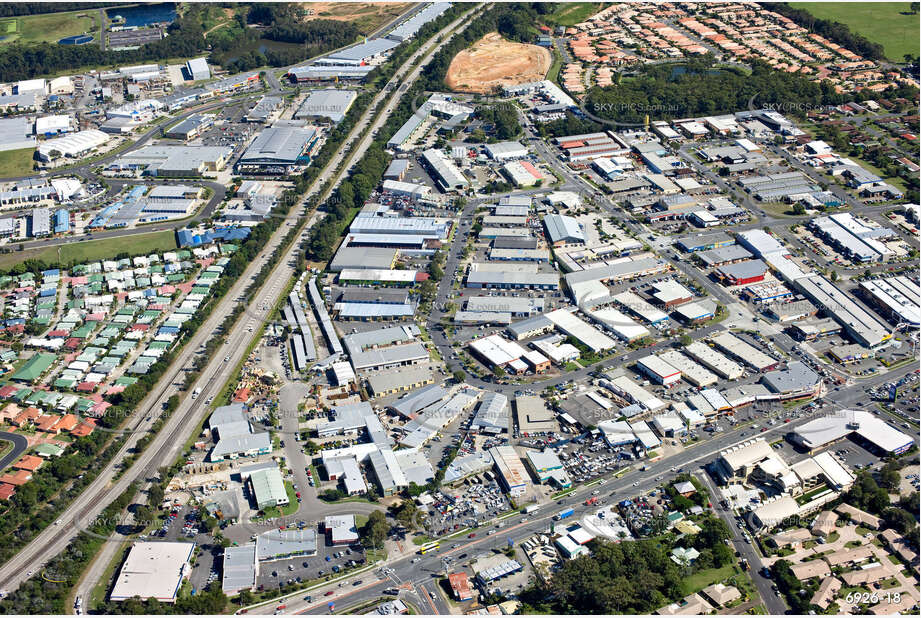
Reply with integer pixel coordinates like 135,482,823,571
446,32,552,94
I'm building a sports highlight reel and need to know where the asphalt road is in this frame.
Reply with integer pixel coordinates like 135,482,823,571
243,362,916,616
62,4,485,609
0,431,28,471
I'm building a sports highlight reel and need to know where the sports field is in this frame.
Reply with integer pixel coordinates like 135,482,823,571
789,3,919,61
0,10,96,45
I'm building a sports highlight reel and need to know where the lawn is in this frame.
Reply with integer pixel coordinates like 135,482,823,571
0,10,97,45
788,3,919,61
545,3,602,27
679,564,738,596
0,229,178,271
0,148,36,177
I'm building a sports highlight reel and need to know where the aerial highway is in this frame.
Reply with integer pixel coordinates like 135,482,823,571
36,4,483,609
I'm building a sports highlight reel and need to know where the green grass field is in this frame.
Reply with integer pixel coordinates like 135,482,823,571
789,3,920,61
0,148,36,177
0,11,97,45
545,3,602,27
0,230,178,270
679,564,738,596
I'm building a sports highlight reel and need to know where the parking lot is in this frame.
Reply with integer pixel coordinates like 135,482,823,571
254,536,367,592
426,479,512,536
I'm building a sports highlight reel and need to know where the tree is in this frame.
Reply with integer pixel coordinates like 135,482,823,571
452,370,466,383
392,499,421,530
360,510,388,549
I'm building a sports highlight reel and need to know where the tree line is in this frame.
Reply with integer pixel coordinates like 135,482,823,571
519,516,734,614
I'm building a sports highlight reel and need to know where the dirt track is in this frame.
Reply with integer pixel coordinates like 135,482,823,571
446,32,552,94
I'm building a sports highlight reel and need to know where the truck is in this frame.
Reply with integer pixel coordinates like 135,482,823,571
523,505,540,515
192,387,201,400
584,497,599,506
554,508,574,521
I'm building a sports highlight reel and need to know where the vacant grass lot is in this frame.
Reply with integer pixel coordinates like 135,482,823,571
545,3,602,27
0,148,36,177
0,230,177,271
0,10,97,45
789,3,920,61
679,564,738,596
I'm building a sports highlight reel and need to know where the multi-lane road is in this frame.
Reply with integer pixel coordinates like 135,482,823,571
59,3,485,609
239,363,915,616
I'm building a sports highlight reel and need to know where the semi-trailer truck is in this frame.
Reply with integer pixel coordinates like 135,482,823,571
554,507,574,521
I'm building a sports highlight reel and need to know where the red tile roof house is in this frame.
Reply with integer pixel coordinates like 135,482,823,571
52,414,79,433
0,469,33,486
0,484,16,500
10,407,41,427
13,455,44,472
70,420,96,438
34,414,63,434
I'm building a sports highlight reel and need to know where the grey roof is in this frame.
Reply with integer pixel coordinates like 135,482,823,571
387,2,451,40
222,544,257,593
795,275,890,348
329,245,398,272
390,384,446,418
211,432,271,460
295,89,357,123
0,117,36,152
148,184,199,199
467,269,559,288
384,159,410,178
338,288,409,304
328,38,398,62
716,259,768,281
471,392,509,431
245,96,282,122
698,245,753,266
761,361,820,394
421,148,468,189
239,127,316,165
675,232,734,251
288,65,373,80
564,258,665,286
256,529,318,561
388,112,425,147
506,314,554,339
366,366,433,396
543,214,584,244
343,324,419,358
350,341,428,371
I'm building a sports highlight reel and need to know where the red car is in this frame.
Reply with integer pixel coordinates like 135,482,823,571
325,591,335,597
760,427,767,432
468,533,476,538
295,492,301,498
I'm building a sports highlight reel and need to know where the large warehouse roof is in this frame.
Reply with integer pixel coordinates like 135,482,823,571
543,214,585,244
326,38,398,63
110,542,195,603
37,129,109,159
239,127,316,165
295,89,358,123
792,409,914,454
